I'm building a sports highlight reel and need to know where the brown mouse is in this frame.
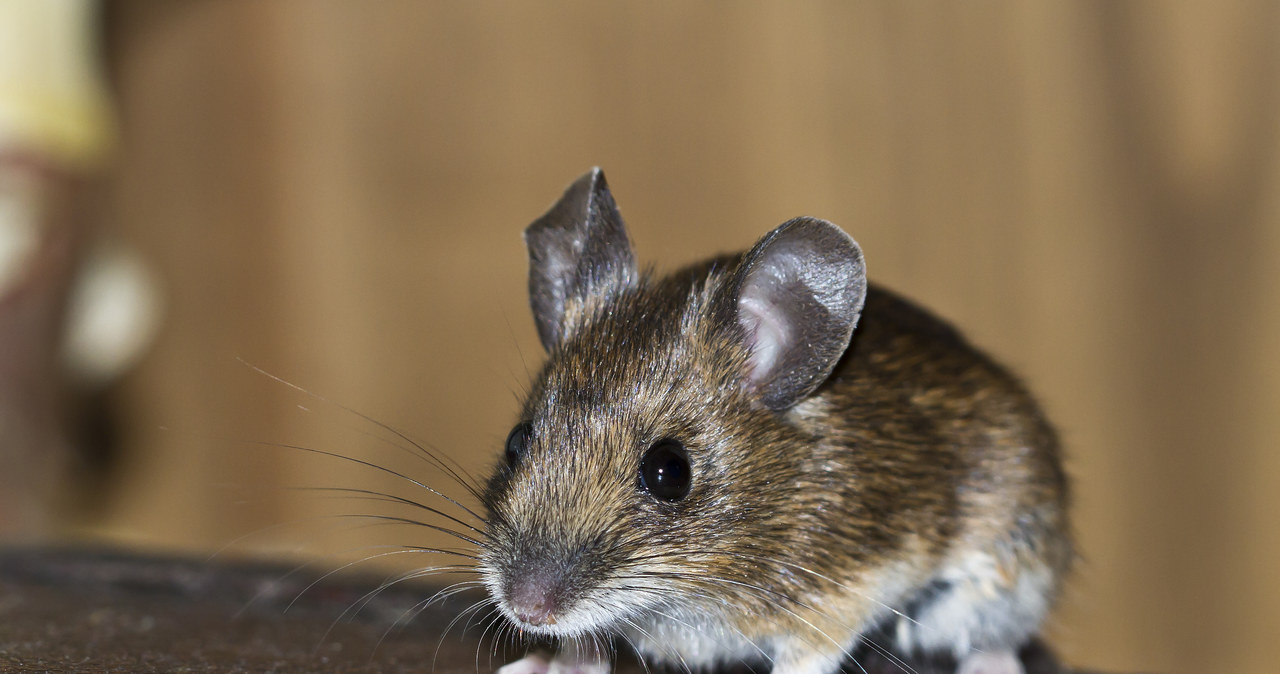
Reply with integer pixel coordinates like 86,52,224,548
479,169,1072,674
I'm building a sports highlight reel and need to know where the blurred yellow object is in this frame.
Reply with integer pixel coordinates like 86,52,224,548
0,0,113,167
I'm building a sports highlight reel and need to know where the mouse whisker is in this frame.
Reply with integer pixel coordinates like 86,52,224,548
415,581,488,634
614,625,653,674
488,616,514,672
209,509,407,565
234,535,474,619
433,595,497,668
373,577,488,657
716,549,977,665
473,595,512,669
319,562,475,648
609,584,772,672
717,551,929,630
635,569,865,672
287,485,487,536
241,437,488,526
318,511,488,550
237,357,487,503
297,556,472,618
619,614,692,674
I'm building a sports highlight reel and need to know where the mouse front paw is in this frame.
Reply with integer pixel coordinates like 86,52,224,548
546,655,610,674
497,654,552,674
497,651,611,674
956,650,1024,674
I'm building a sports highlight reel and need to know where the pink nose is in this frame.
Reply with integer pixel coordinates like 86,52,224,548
508,579,560,626
514,601,556,625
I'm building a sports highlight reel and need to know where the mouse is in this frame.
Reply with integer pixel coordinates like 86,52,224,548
478,168,1072,674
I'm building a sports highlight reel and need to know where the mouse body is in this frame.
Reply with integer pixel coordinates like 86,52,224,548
480,169,1071,674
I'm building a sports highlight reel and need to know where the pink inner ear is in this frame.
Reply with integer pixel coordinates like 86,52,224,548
738,294,788,384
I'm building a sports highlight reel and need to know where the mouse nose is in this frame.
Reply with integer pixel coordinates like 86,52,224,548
512,596,557,625
507,572,565,626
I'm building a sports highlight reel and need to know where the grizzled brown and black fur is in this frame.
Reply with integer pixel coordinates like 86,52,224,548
481,169,1072,674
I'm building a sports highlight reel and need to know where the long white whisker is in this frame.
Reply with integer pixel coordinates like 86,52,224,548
288,549,474,615
319,563,471,649
241,542,473,618
373,580,483,659
475,611,507,673
616,615,689,674
434,597,496,669
614,626,652,674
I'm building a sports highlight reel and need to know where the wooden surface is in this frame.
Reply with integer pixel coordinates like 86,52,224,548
0,547,1092,674
54,3,1280,674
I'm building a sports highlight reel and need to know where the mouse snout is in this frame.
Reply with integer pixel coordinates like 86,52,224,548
504,560,573,627
508,577,561,625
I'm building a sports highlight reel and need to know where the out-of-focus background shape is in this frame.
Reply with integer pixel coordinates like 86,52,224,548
0,0,117,537
5,2,1276,674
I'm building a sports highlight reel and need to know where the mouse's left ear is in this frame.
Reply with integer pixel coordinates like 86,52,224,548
727,217,866,411
525,168,638,351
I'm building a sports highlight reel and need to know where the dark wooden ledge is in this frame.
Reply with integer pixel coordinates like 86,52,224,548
0,547,1101,673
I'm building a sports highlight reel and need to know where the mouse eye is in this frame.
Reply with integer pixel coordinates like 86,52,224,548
505,422,533,466
639,439,691,501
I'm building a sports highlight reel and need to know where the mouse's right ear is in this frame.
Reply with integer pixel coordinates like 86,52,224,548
525,168,638,351
727,217,867,411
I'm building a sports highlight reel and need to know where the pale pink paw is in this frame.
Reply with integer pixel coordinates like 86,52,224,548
497,654,551,674
546,656,610,674
957,650,1024,674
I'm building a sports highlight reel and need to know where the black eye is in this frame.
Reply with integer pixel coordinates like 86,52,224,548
639,439,691,501
505,422,532,466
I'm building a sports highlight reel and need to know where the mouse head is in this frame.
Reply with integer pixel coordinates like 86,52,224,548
481,169,866,638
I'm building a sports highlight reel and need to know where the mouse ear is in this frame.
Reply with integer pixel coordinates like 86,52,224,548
525,168,638,351
730,217,866,410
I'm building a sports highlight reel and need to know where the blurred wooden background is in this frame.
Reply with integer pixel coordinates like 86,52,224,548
75,2,1280,673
